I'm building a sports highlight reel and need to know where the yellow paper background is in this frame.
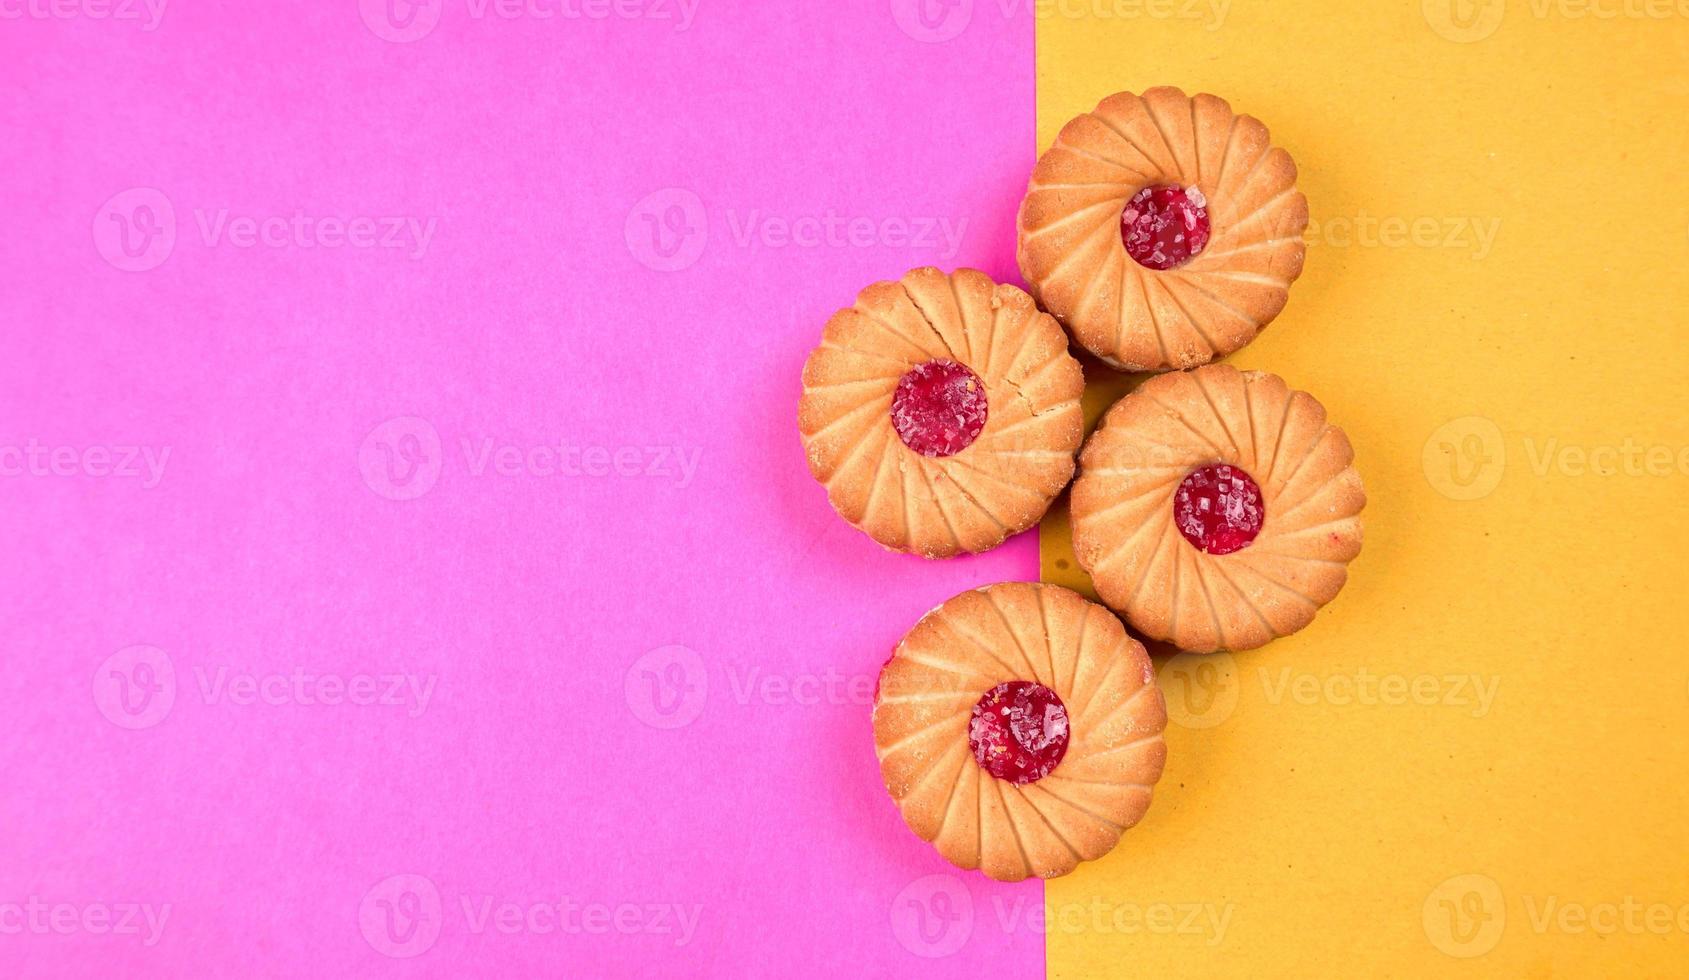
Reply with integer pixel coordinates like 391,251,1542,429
1035,2,1689,975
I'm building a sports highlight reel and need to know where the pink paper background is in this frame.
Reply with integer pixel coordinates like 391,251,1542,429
0,1,1044,975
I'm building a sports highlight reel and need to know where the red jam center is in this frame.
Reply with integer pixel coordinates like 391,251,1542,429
891,359,987,458
1173,463,1265,555
969,681,1069,785
1121,185,1210,271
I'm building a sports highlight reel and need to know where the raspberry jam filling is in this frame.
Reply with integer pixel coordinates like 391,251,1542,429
1121,184,1210,271
1173,463,1265,555
969,681,1070,785
891,359,987,458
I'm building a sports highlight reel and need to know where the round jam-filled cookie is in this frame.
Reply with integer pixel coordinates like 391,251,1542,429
1016,87,1309,372
1071,365,1365,653
799,268,1085,559
873,582,1167,881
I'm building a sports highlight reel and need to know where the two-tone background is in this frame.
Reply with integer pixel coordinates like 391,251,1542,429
3,1,1686,976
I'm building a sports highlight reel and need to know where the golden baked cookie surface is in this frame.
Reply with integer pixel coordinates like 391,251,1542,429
799,268,1084,559
1017,87,1308,371
872,582,1167,881
1071,365,1366,653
